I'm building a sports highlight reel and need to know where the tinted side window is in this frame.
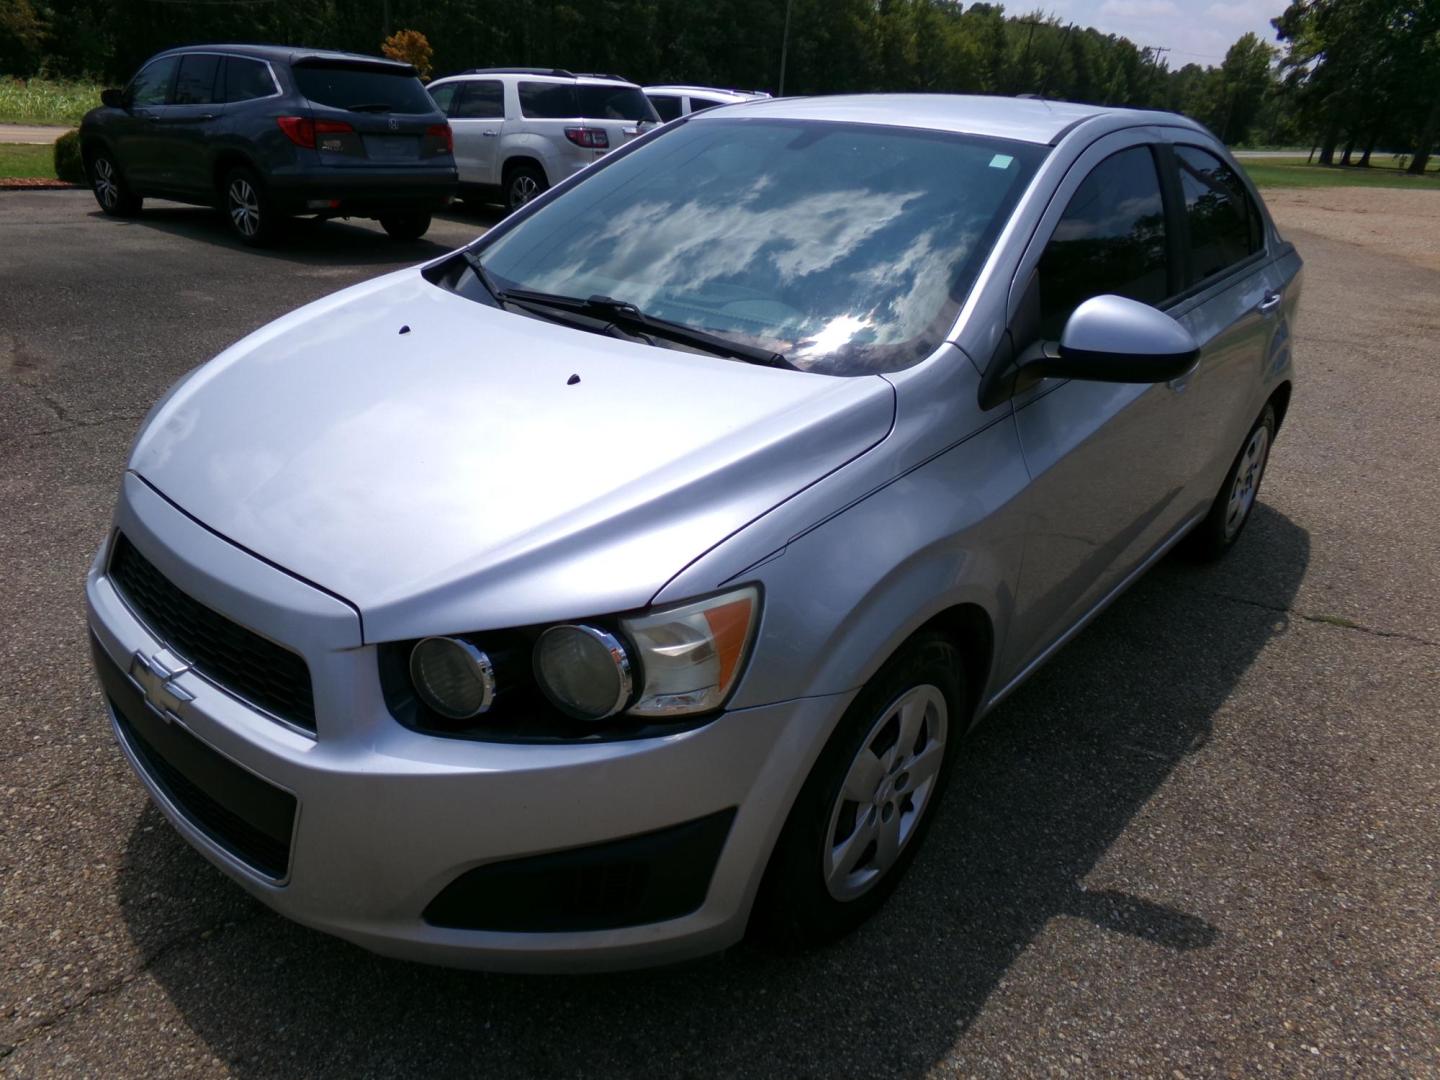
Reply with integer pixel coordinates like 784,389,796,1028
1176,145,1263,283
649,94,681,122
172,54,220,105
454,80,504,119
1037,146,1169,340
222,58,276,103
427,83,458,115
519,81,576,119
688,97,722,114
128,56,178,107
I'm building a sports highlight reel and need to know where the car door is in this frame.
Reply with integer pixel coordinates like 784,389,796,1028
1000,132,1197,679
159,52,223,195
449,79,504,185
114,55,180,190
1159,140,1284,498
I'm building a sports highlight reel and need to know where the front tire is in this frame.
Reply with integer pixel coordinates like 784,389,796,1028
379,211,432,241
222,167,279,246
1182,402,1277,561
751,632,965,949
89,152,142,217
504,163,547,214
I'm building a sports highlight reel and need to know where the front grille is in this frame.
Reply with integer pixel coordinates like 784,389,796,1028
108,533,317,733
93,634,297,880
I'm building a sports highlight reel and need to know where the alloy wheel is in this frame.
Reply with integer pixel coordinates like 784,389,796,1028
93,158,119,210
228,177,261,239
510,173,539,208
1224,424,1270,539
823,683,949,901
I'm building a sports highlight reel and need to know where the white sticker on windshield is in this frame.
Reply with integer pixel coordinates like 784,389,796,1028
989,154,1014,169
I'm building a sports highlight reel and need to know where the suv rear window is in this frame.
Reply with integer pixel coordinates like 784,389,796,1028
518,82,658,122
293,62,435,114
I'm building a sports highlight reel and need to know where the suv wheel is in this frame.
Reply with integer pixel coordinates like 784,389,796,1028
379,211,432,241
751,631,965,948
223,167,277,246
505,164,547,213
89,152,142,217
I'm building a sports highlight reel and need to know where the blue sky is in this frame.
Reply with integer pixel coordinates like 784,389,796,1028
1040,0,1291,68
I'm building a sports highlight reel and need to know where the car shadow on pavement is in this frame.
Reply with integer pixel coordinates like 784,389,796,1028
117,505,1309,1078
86,205,468,267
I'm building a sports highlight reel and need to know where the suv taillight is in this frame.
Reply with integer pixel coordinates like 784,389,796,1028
565,127,609,149
276,116,360,154
424,122,453,155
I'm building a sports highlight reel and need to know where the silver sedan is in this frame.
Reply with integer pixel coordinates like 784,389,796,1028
86,93,1300,971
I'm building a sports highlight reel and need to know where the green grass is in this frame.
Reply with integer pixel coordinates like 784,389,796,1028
0,142,59,179
1240,154,1440,190
0,78,103,126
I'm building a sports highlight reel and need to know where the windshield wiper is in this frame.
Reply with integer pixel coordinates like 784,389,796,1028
504,286,793,369
346,102,397,113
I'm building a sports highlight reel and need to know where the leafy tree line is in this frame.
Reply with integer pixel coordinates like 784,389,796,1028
0,0,1435,164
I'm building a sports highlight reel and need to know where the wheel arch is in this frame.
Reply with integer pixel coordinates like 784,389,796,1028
1267,380,1293,432
501,154,547,184
212,150,263,200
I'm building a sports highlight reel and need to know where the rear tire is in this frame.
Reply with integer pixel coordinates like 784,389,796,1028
89,152,142,217
750,631,965,949
504,163,547,214
222,166,280,246
1182,402,1277,562
379,211,432,241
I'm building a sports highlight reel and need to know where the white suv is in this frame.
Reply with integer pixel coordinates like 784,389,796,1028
427,68,659,212
643,85,771,123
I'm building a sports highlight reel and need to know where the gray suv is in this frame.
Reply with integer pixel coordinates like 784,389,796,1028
80,45,458,244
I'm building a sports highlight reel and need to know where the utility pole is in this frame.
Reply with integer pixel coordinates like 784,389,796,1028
778,0,793,96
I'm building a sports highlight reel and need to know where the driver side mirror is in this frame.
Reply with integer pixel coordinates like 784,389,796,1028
101,88,127,109
1023,295,1199,384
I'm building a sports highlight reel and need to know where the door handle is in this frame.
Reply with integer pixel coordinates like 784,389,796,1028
1257,290,1282,314
480,129,499,137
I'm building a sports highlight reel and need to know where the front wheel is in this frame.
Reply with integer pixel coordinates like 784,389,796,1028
1182,402,1277,561
379,211,432,241
89,152,142,217
750,632,965,949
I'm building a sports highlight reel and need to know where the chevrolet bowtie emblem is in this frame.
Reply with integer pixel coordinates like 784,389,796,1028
129,649,195,724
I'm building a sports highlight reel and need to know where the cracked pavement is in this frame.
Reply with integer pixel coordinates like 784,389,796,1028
1,188,1437,1077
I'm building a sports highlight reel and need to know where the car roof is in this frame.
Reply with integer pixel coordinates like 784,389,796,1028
152,43,415,72
433,68,637,87
644,85,766,100
698,93,1205,146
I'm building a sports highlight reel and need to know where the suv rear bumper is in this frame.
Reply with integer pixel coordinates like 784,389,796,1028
268,166,458,217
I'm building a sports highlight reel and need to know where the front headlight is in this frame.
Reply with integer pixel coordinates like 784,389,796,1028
621,586,759,717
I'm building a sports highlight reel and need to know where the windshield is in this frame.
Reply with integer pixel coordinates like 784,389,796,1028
476,118,1044,375
292,62,435,114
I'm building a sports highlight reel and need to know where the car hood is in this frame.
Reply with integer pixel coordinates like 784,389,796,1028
129,268,895,642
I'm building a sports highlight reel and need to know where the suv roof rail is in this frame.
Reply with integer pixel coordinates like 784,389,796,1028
575,72,631,83
462,66,577,78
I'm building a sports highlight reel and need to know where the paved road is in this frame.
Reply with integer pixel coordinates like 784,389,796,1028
0,125,67,145
1,192,1437,1077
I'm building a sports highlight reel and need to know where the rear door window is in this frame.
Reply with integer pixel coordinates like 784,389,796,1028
454,80,504,119
648,95,682,122
292,62,435,114
128,56,178,107
1037,145,1171,339
221,58,276,103
172,54,220,105
1175,145,1264,284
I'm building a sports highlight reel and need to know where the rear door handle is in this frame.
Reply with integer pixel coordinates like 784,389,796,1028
481,130,499,137
1257,290,1282,314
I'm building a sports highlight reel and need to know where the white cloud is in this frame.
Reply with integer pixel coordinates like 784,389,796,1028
1204,1,1261,23
1098,0,1181,18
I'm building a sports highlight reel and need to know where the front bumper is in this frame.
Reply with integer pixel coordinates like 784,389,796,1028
86,474,848,971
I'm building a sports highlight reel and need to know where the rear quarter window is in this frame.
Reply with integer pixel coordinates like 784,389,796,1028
292,63,435,114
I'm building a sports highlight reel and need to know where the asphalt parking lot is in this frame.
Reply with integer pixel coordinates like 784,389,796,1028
1,190,1437,1077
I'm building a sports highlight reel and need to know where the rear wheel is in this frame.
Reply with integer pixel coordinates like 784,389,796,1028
1182,402,1277,561
504,164,547,213
89,152,142,217
379,211,432,241
751,631,965,948
222,167,279,246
